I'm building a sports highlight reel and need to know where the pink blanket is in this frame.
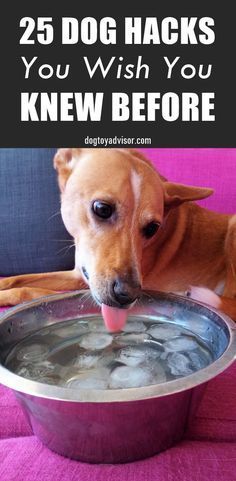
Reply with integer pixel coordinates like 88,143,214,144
0,148,236,479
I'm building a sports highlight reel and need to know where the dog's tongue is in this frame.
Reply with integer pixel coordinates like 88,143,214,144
101,304,128,332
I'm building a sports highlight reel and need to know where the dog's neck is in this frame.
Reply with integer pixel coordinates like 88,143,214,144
141,203,189,277
142,202,229,292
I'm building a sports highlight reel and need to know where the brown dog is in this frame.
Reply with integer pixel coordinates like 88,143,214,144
0,148,235,323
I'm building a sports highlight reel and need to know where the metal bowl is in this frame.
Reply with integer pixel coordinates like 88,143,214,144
0,290,235,463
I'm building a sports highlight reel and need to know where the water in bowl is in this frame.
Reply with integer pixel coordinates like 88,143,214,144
5,316,213,389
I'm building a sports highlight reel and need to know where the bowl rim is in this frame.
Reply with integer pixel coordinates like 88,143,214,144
0,290,235,403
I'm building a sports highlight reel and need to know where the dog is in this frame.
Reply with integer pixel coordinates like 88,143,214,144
0,148,235,329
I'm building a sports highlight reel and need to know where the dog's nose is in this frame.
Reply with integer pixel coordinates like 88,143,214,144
112,278,141,306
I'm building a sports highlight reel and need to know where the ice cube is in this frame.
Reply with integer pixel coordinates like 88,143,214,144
55,322,88,338
148,324,183,341
66,368,109,389
188,350,211,370
122,320,147,333
179,312,211,338
167,352,194,376
89,319,109,333
95,351,116,368
117,345,161,367
67,376,108,389
163,336,199,352
73,353,101,369
147,360,167,384
37,376,60,386
16,365,35,379
17,343,49,362
16,360,55,380
79,333,113,350
110,365,153,388
114,333,149,346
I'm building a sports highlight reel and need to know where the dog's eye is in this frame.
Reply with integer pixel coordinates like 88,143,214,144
92,201,114,219
142,221,160,239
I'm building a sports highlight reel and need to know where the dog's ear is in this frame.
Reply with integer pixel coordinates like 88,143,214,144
53,148,82,192
127,149,168,182
164,182,214,210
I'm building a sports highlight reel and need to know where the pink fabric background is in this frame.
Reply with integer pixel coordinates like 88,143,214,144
140,148,236,214
0,148,236,480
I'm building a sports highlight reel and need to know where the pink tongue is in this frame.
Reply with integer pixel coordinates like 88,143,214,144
101,304,128,332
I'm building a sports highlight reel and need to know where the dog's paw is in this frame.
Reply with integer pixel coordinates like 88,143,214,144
187,286,221,309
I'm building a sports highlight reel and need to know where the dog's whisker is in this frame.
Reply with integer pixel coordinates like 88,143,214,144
78,291,100,311
135,297,144,310
55,246,71,255
47,211,61,222
135,297,142,307
140,290,150,300
55,244,75,256
79,291,90,303
90,298,98,309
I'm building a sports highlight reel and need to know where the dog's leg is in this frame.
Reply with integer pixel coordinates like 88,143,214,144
0,270,86,291
189,286,236,321
0,287,59,306
0,270,88,306
189,216,236,320
224,215,236,298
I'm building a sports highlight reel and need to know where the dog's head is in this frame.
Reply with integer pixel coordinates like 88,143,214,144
54,148,213,309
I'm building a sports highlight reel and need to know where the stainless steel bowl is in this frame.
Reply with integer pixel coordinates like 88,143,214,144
0,290,235,463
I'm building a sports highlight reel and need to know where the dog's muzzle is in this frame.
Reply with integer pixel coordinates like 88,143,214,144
111,277,141,307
